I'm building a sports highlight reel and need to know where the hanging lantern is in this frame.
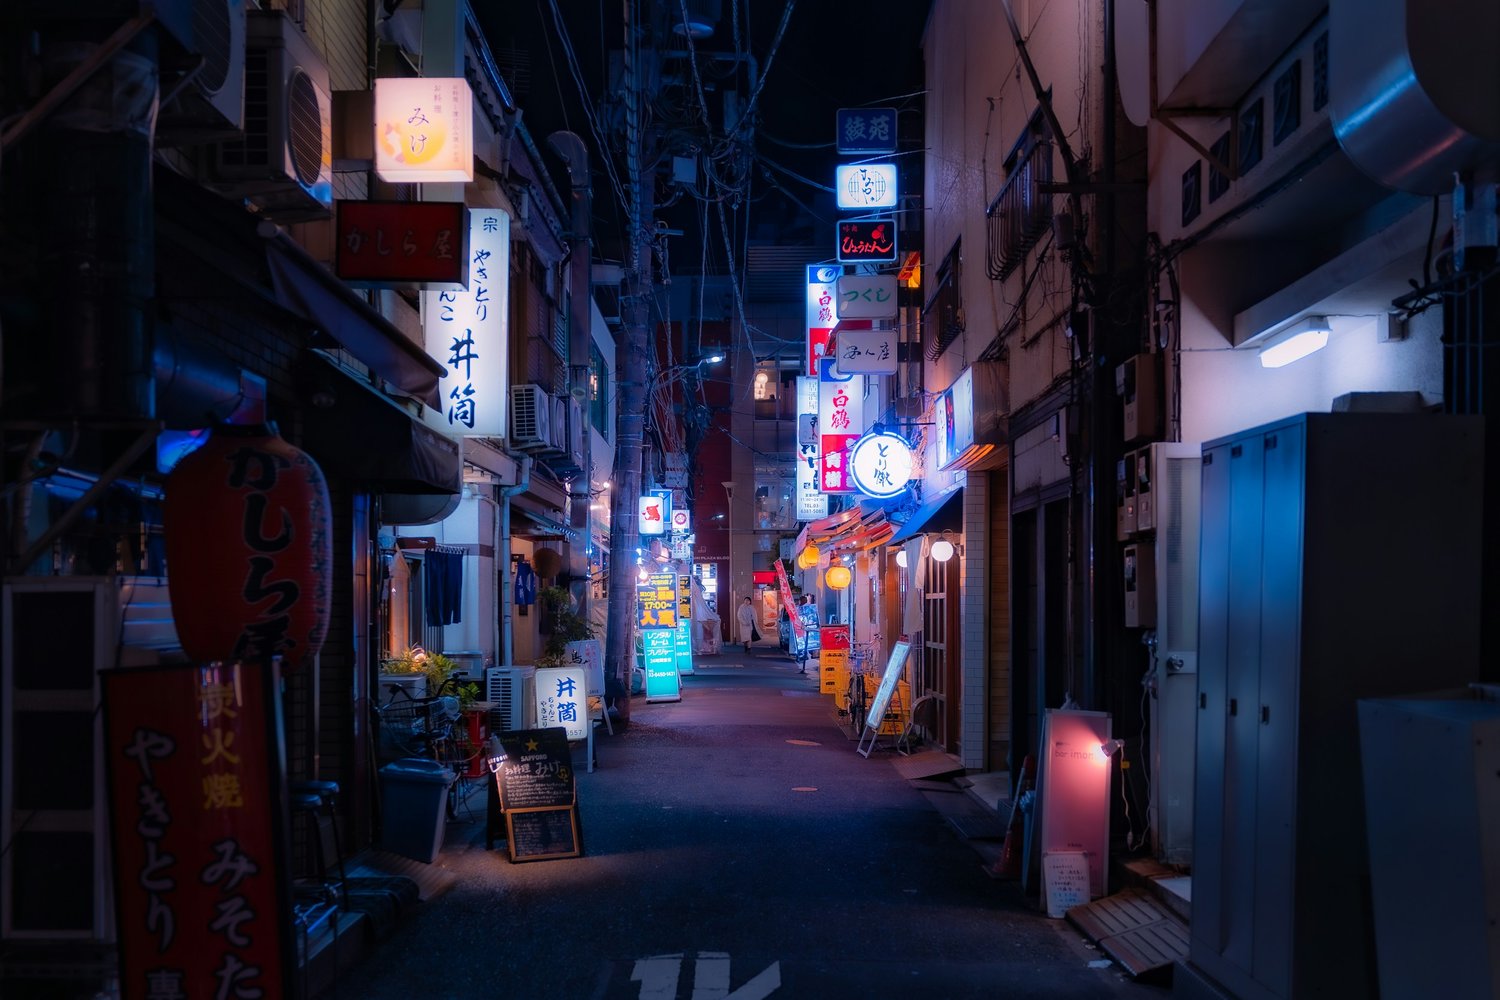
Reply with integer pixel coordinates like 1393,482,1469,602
164,423,332,671
798,543,820,569
825,565,852,590
931,538,956,562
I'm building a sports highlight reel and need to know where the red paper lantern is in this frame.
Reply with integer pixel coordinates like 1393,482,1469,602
164,423,332,670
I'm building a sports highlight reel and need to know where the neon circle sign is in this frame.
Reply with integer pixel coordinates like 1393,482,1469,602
848,430,914,498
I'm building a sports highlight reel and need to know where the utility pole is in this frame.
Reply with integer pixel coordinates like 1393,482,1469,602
604,0,658,725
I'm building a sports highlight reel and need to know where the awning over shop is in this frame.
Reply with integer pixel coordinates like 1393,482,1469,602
888,485,964,545
267,234,446,409
794,492,907,555
299,355,461,495
509,492,580,541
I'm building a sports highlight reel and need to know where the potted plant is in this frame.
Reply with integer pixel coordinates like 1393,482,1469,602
534,585,595,668
378,645,460,702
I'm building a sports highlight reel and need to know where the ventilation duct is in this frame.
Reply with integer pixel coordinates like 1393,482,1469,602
1330,0,1500,195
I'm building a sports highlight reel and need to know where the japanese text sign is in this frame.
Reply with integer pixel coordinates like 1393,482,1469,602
836,274,899,319
836,326,898,375
671,508,691,534
636,570,678,629
103,661,292,1000
796,376,828,519
641,627,680,701
836,107,898,154
807,264,839,375
849,430,914,498
564,639,604,697
375,77,475,183
835,163,899,209
774,560,805,642
535,666,589,741
818,358,865,494
836,218,899,264
335,201,468,286
422,209,509,436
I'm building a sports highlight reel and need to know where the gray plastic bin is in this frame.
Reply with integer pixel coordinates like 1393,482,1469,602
379,758,454,863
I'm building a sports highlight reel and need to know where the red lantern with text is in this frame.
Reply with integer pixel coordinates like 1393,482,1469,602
164,423,332,670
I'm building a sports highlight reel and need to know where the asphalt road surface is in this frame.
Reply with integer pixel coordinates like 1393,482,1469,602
320,646,1168,1000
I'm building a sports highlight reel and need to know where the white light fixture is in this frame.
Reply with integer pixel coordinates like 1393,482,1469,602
1258,315,1331,369
1099,738,1125,759
895,550,908,568
930,538,955,562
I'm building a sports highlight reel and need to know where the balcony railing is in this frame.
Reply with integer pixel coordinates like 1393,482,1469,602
986,140,1054,281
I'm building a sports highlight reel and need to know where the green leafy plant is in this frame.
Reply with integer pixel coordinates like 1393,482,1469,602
380,645,459,691
456,681,481,711
535,585,595,668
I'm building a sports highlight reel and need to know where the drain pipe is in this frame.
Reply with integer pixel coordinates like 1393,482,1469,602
499,455,533,665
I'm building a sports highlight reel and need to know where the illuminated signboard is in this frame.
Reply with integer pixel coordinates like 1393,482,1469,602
796,376,828,520
636,570,677,628
935,367,976,471
836,326,897,375
535,665,589,741
423,209,509,437
849,430,914,498
641,627,680,702
375,77,475,183
806,265,839,375
836,217,898,264
336,201,468,286
638,494,667,535
818,358,864,494
836,107,898,154
836,274,899,319
835,163,898,209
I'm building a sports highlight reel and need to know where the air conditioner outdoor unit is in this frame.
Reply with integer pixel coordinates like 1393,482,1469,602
509,384,552,451
485,666,536,734
549,394,569,453
211,9,332,221
157,0,246,144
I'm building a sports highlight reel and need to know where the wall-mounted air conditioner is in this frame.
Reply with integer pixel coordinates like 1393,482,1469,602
509,384,553,451
211,9,332,221
485,666,535,733
157,0,246,144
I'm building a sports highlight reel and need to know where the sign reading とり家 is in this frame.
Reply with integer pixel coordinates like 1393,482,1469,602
335,201,468,286
849,430,914,498
422,210,509,437
374,77,475,183
103,661,292,1000
836,218,898,264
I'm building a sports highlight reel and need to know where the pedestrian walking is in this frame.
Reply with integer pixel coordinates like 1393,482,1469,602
736,596,759,648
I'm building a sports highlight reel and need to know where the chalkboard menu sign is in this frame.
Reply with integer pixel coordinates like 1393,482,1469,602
493,728,582,862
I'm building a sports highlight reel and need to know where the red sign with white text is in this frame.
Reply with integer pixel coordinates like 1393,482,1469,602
821,624,850,651
774,560,805,642
103,661,292,1000
335,200,469,285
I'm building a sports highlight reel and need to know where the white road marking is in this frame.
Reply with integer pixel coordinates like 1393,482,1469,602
630,952,781,999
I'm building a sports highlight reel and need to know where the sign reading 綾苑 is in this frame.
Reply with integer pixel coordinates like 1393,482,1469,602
836,108,898,154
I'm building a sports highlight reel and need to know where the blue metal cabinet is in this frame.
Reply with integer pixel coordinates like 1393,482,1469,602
1184,413,1484,1000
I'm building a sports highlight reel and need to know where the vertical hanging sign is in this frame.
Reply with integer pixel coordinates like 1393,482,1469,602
796,376,828,520
806,265,839,375
818,358,864,493
424,210,509,437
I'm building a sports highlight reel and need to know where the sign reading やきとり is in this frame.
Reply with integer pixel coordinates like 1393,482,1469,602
422,209,509,437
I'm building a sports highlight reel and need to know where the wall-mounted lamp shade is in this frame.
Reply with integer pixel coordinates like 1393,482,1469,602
1258,315,1331,369
825,565,852,590
930,539,956,562
895,550,908,568
1099,738,1125,759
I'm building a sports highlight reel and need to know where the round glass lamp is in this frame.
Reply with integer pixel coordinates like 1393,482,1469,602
825,565,852,590
930,538,956,562
895,550,908,568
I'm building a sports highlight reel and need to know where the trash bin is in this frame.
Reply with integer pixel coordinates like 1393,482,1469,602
379,758,453,863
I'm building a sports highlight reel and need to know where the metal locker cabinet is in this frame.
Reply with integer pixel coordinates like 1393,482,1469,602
1190,442,1232,958
1180,412,1484,1000
1222,435,1265,976
1252,422,1304,997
